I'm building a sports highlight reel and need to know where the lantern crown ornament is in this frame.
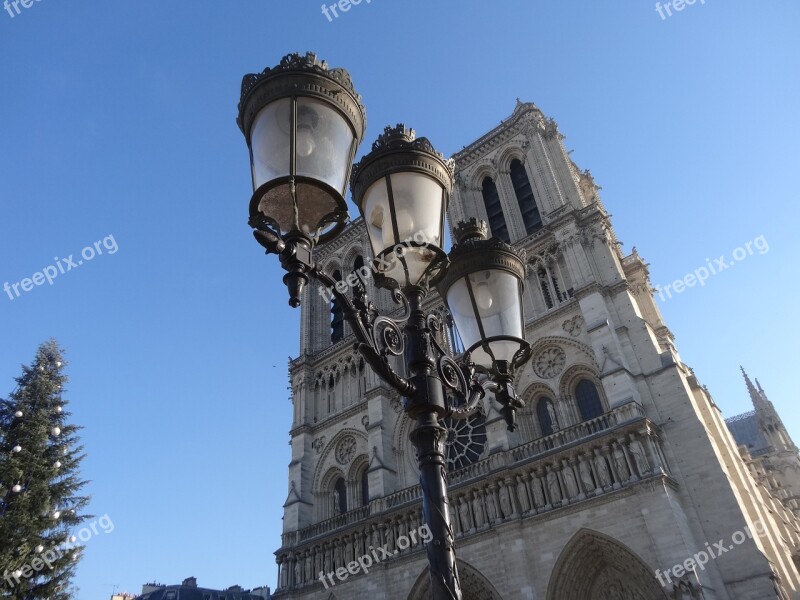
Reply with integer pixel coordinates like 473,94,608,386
239,52,367,247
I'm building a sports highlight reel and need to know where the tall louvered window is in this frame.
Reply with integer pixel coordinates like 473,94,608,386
510,159,542,235
481,176,510,243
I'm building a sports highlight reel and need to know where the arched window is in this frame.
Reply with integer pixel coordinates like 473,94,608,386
575,379,604,421
509,159,542,235
360,468,369,506
536,397,558,437
333,477,347,515
353,255,366,286
331,270,344,343
538,268,554,309
481,177,510,244
358,358,366,397
327,375,335,414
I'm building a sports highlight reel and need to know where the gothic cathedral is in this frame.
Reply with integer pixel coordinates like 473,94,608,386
271,101,800,599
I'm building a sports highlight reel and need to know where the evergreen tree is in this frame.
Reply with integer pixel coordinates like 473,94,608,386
0,340,90,599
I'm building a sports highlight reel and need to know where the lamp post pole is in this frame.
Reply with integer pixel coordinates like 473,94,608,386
403,286,462,599
236,53,531,600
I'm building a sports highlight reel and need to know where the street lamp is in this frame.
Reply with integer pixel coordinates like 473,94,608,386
237,53,532,600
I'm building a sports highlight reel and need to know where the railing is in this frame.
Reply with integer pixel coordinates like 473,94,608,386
284,401,649,548
274,408,670,594
511,401,646,464
295,505,370,543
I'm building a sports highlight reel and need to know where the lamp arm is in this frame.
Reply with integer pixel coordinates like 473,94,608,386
312,268,414,397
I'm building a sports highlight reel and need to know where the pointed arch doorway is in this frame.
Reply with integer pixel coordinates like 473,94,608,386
407,560,503,600
547,529,670,600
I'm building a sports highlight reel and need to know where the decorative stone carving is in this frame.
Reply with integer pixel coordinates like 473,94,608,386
612,443,631,481
533,346,567,379
472,490,487,529
335,435,357,465
628,437,650,476
390,395,404,413
498,481,514,518
311,436,326,455
531,470,546,508
361,414,369,428
561,461,579,499
579,455,595,493
516,475,531,513
594,450,612,487
562,315,585,337
546,468,562,504
458,495,473,533
485,486,499,524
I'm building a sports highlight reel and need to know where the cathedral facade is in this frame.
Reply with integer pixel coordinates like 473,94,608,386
270,101,800,599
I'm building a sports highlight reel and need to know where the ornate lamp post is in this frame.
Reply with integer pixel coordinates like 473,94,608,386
237,52,532,600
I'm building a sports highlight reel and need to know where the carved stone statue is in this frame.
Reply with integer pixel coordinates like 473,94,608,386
280,556,289,588
371,523,381,549
314,547,322,576
594,451,612,487
304,550,312,583
323,543,331,572
531,473,546,508
459,495,473,533
294,555,302,585
385,521,396,553
499,481,513,518
612,444,631,481
579,457,595,493
516,475,531,513
546,400,560,431
333,539,342,569
629,437,650,475
546,468,562,504
485,487,499,523
472,490,487,529
561,463,579,499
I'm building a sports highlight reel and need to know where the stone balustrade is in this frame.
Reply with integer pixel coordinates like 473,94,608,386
274,402,668,593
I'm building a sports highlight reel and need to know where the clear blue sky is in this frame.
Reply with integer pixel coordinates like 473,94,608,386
1,1,798,597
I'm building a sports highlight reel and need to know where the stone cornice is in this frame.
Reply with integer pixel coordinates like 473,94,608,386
453,102,546,167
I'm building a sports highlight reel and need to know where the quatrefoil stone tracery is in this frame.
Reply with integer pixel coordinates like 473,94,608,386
533,346,566,379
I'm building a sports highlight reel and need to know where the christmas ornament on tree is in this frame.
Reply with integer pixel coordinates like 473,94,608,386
0,339,90,598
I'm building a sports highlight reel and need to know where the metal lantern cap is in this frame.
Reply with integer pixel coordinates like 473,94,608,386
350,124,454,202
439,218,526,288
237,52,366,141
239,52,367,246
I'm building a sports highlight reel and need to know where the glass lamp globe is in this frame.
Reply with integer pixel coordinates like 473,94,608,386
238,52,366,244
437,219,529,372
350,124,453,289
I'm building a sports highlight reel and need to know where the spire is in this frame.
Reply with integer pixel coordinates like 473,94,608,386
741,366,764,409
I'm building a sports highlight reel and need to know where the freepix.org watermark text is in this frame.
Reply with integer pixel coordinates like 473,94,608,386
318,523,432,589
3,234,118,301
3,514,115,588
3,0,44,19
655,519,767,587
654,235,768,303
317,230,433,303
